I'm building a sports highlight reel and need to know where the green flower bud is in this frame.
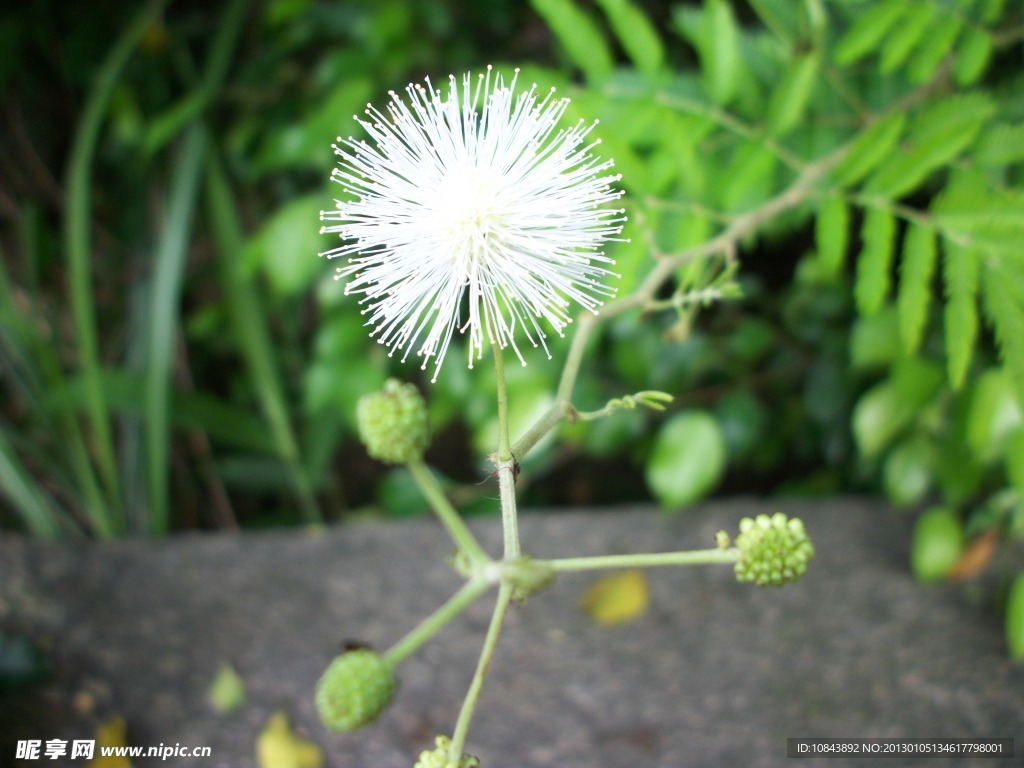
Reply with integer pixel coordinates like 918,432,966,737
734,513,814,587
315,649,396,732
357,379,430,465
414,735,480,768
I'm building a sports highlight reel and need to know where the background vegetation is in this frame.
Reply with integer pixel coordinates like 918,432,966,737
2,0,1024,632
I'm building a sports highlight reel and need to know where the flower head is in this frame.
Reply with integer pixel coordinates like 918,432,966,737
315,648,396,732
414,735,480,768
320,67,625,381
356,378,430,465
733,513,815,587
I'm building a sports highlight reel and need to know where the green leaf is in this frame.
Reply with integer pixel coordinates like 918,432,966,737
954,26,993,85
815,196,849,277
932,172,1024,253
747,0,802,45
850,307,901,370
883,436,932,507
1007,572,1024,660
911,506,963,582
645,410,726,510
1005,428,1024,494
719,141,776,213
832,112,905,187
908,16,961,83
766,52,818,137
852,359,942,457
864,95,993,200
897,223,937,354
852,381,910,457
248,195,325,296
983,266,1024,409
966,369,1023,463
973,123,1024,166
531,0,614,83
942,242,980,389
595,0,664,77
256,78,373,174
699,0,742,106
879,3,935,73
982,0,1009,23
833,0,906,65
854,208,896,316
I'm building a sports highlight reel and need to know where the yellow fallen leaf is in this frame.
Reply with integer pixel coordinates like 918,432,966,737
256,711,324,768
87,715,131,768
579,569,649,626
208,662,246,713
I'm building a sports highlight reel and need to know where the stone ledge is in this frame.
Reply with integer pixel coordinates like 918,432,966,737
1,498,1021,767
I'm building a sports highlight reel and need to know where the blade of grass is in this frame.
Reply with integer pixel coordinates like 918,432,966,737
0,429,65,538
143,0,250,156
64,0,168,532
204,150,323,525
143,125,207,536
2,223,110,535
140,0,249,535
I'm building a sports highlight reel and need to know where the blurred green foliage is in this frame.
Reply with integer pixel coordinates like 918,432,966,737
2,0,1024,638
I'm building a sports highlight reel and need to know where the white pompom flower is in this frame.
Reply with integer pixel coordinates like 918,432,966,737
319,67,626,382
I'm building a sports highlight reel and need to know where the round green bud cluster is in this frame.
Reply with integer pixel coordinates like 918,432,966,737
414,735,480,768
356,378,429,465
734,513,814,587
315,649,396,732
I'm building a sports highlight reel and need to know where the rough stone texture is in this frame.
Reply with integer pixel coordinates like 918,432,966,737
1,498,1021,768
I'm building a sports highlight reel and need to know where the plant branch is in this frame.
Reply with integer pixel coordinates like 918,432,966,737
383,578,490,667
514,144,847,458
408,460,490,566
493,344,521,559
449,582,513,762
545,547,740,573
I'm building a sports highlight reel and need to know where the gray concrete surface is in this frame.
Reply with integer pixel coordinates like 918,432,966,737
1,498,1021,767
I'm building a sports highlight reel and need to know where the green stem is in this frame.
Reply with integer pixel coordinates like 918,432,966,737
545,548,740,572
492,345,520,559
408,460,490,566
383,578,490,668
493,344,512,463
449,581,513,762
510,399,571,461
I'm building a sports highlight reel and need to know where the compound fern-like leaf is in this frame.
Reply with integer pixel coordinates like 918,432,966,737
834,0,906,65
897,223,937,355
855,208,897,316
864,95,994,199
596,0,664,77
815,196,849,277
942,241,981,389
832,112,905,187
982,262,1024,407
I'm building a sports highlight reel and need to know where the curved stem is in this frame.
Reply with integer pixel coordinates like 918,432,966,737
449,581,513,762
